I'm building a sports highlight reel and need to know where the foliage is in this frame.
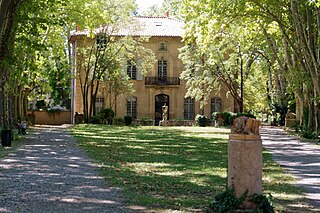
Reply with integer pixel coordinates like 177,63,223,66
234,112,256,119
249,193,275,213
75,2,156,121
212,111,255,127
207,187,247,213
220,112,236,127
113,117,125,126
99,108,115,125
207,187,274,213
124,115,132,126
179,4,264,112
195,114,208,127
139,117,154,126
90,114,102,124
207,187,275,213
36,100,46,110
13,0,71,109
301,129,318,140
180,0,320,132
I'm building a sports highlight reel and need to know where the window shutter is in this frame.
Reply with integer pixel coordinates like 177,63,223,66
137,59,143,80
122,61,127,80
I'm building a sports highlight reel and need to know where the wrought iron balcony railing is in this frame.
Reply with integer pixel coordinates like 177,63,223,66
145,77,180,86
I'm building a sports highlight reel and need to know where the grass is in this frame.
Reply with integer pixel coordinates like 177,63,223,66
70,125,313,212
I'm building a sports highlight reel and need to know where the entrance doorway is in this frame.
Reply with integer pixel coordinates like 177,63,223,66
155,94,169,125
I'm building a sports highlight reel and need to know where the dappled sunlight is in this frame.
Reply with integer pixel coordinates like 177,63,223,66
125,145,146,149
191,133,229,139
171,126,230,134
69,125,312,212
70,125,230,211
155,170,186,176
271,192,304,201
0,126,132,212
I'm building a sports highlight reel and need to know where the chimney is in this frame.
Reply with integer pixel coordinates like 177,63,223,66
76,25,81,32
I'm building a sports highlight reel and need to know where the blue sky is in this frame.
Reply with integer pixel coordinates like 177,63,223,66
136,0,164,13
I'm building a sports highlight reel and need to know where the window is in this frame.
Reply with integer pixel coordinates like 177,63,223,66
184,97,195,120
127,60,137,80
158,60,167,78
158,42,167,51
211,97,221,114
95,97,104,115
126,96,137,119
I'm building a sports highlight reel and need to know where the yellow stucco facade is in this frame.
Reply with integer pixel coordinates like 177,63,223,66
71,17,234,124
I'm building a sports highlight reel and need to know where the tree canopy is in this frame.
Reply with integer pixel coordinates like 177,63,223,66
180,0,320,133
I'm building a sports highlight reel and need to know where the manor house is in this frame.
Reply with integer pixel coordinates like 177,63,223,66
69,16,234,125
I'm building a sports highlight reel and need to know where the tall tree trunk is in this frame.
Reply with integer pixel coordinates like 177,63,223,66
0,0,25,129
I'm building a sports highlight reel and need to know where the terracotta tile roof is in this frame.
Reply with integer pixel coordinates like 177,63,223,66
71,16,184,38
116,16,184,37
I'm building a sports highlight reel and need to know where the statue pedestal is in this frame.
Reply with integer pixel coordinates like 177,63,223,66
228,134,262,207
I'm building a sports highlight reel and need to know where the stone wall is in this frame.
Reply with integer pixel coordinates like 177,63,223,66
28,111,71,125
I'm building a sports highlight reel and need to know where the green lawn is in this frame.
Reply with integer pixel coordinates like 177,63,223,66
71,125,313,212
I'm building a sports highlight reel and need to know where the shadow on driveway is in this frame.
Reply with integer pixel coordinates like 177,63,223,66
261,126,320,211
0,126,136,213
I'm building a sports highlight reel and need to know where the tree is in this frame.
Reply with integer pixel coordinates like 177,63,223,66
74,0,155,122
11,0,72,122
0,0,25,129
179,2,262,113
180,0,320,131
0,0,74,129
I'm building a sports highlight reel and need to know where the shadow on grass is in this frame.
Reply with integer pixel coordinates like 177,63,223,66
72,125,314,212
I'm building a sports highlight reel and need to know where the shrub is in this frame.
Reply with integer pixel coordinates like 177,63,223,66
207,187,275,213
195,114,208,127
221,112,235,126
301,129,318,139
234,112,256,119
90,115,102,124
140,117,153,126
207,187,247,213
124,115,133,126
212,112,256,127
99,108,115,125
113,117,125,126
248,193,275,213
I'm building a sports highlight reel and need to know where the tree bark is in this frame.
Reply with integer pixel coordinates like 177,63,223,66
0,0,25,128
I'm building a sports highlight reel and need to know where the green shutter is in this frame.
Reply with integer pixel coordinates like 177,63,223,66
122,61,127,80
137,59,143,80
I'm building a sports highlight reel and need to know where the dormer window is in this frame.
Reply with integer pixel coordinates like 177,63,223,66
158,42,167,51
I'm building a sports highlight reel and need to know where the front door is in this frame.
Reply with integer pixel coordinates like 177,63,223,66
155,94,169,125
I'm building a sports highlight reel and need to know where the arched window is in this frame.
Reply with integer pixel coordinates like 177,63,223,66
184,97,195,120
158,41,167,51
126,96,137,119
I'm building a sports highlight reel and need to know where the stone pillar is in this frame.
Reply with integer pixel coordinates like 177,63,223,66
228,134,262,203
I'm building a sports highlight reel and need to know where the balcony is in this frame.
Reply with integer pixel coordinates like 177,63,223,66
145,77,180,86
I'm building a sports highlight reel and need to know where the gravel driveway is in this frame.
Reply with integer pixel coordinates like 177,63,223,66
0,125,135,213
261,126,320,211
